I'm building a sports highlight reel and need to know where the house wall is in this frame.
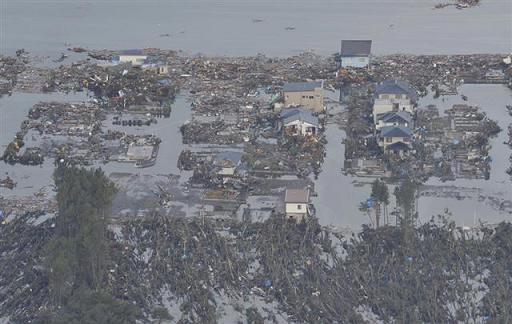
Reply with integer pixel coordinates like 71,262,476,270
373,101,414,123
376,120,409,130
380,136,411,148
377,93,410,101
341,56,369,68
284,88,324,112
119,55,147,66
285,202,308,221
284,120,317,136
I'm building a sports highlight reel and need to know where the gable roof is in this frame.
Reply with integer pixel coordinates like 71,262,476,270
283,81,322,92
386,141,411,151
380,126,413,138
281,108,318,126
285,189,310,203
118,49,146,56
340,40,372,57
377,111,412,124
375,80,418,101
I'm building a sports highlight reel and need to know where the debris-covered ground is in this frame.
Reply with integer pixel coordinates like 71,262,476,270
1,209,511,323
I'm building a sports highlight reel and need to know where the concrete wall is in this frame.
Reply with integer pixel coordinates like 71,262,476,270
284,88,324,112
341,56,369,68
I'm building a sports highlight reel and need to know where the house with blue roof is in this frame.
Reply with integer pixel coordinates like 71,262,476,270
378,126,413,152
280,108,320,137
376,111,413,130
373,80,418,123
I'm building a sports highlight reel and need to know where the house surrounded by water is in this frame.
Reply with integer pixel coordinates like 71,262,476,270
114,50,148,67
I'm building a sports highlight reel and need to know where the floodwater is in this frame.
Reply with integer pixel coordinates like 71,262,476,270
418,84,512,226
314,84,512,230
1,1,512,228
98,94,193,178
2,1,511,58
0,92,89,197
0,92,193,197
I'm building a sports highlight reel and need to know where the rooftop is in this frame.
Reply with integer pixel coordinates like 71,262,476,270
375,80,418,101
283,81,323,92
380,126,413,138
281,108,319,126
285,189,310,203
377,111,412,124
386,141,412,151
340,40,372,57
117,49,146,56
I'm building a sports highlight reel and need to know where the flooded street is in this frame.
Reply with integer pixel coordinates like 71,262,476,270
313,84,512,230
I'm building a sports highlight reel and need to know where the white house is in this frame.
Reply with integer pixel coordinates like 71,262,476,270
280,108,319,136
114,50,148,67
284,188,310,221
373,80,418,123
340,40,372,68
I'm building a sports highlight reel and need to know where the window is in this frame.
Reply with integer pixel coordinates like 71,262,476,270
297,204,302,210
309,96,314,99
382,94,389,99
359,58,366,62
386,137,393,143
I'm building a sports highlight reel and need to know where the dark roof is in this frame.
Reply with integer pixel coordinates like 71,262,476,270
280,108,319,126
386,142,411,151
380,126,413,138
375,80,418,101
340,40,372,57
285,189,310,203
283,81,322,92
377,111,412,124
118,49,145,56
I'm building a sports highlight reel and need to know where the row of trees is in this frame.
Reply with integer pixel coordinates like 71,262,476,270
44,165,138,323
360,178,418,229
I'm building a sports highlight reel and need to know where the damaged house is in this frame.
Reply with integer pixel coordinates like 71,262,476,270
213,151,246,183
282,81,324,113
279,108,320,137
